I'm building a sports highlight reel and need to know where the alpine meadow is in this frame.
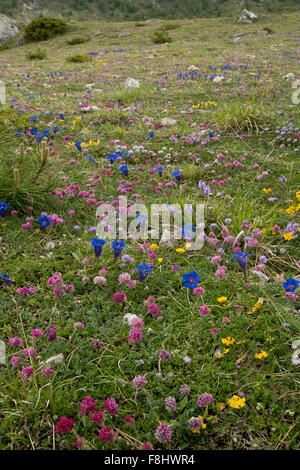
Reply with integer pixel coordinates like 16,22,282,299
0,0,299,452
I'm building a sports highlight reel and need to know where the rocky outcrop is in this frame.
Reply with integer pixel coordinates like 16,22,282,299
0,14,19,45
237,9,258,24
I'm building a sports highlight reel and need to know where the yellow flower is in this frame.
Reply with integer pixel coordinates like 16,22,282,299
295,191,300,201
255,350,268,359
285,206,296,216
185,242,192,249
158,258,163,263
221,337,235,346
217,296,227,303
150,243,159,250
248,298,264,314
262,188,272,194
283,232,294,241
227,395,246,409
175,248,186,253
191,415,207,433
214,349,224,359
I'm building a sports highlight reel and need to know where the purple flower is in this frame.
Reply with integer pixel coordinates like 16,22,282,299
179,384,191,396
19,366,33,380
197,393,214,407
98,427,115,442
165,397,177,412
47,326,57,341
155,423,173,443
198,180,212,195
80,396,98,415
132,375,147,390
156,349,172,362
103,398,119,415
188,417,203,431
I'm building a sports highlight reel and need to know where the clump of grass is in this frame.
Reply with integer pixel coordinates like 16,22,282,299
26,47,47,60
66,54,92,63
0,143,56,213
152,29,172,44
160,22,181,31
67,36,90,45
135,22,146,27
213,102,274,133
0,112,56,212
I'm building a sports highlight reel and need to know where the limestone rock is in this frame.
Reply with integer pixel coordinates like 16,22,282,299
187,65,199,72
238,9,258,24
161,117,177,126
284,73,295,80
213,76,225,83
0,14,19,45
122,77,140,89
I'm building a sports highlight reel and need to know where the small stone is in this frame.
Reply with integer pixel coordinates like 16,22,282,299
122,77,140,89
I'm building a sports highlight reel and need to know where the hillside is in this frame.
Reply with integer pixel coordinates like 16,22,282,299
1,0,300,21
0,10,299,450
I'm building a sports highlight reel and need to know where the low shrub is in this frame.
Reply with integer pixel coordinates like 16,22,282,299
26,47,47,60
67,36,89,45
24,17,67,42
66,54,92,63
152,30,172,44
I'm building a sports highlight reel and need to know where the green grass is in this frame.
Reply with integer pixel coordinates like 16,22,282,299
0,12,299,451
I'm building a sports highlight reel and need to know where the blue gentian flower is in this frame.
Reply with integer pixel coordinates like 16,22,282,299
0,274,12,286
171,170,182,182
155,166,163,177
43,130,51,137
182,271,201,288
282,277,300,293
91,238,106,258
30,127,38,135
111,240,126,258
38,216,51,231
53,126,59,133
107,153,118,164
85,154,96,163
148,131,154,138
182,225,196,239
35,134,44,143
75,142,82,152
136,263,152,281
0,202,9,217
234,251,250,270
30,116,38,122
118,165,129,176
58,113,65,120
135,214,148,228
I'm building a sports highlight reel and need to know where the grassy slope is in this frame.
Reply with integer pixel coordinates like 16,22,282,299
0,14,299,450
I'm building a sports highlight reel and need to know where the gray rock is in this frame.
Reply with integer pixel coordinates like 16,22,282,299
16,36,26,47
123,77,140,89
0,14,19,45
88,30,102,38
237,9,258,24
